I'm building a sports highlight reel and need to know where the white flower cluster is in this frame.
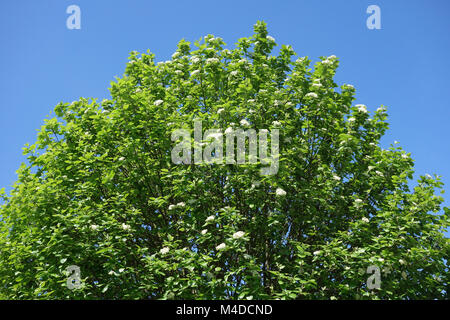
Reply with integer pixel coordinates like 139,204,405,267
356,104,368,113
190,56,200,64
305,92,318,99
172,52,181,59
216,243,226,250
343,84,354,90
240,119,250,126
232,231,245,239
206,57,219,64
154,99,164,106
321,55,337,66
168,202,186,210
354,199,363,208
275,188,286,196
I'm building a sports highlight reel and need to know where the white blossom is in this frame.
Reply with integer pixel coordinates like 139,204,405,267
356,104,367,113
313,250,321,256
160,247,170,254
206,215,215,222
190,56,200,64
240,119,250,126
217,108,224,114
312,83,322,88
275,188,287,196
175,70,183,75
272,121,281,127
399,259,406,265
354,199,363,207
347,117,355,122
206,57,219,64
90,225,99,231
216,243,226,250
333,175,341,181
305,92,318,99
191,69,200,76
154,99,164,106
266,35,275,42
121,223,131,231
362,217,370,223
232,231,245,239
230,70,238,76
168,204,176,210
201,229,208,235
177,202,185,207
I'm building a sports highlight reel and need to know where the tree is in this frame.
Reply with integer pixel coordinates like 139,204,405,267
0,21,448,300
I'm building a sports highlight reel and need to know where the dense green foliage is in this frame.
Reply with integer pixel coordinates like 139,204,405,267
0,22,448,299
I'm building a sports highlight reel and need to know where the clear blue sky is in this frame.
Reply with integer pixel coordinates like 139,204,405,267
1,0,449,236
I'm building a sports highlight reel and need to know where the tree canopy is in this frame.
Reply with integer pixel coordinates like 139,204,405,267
0,21,448,299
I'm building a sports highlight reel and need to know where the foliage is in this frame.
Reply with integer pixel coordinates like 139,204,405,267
0,21,448,299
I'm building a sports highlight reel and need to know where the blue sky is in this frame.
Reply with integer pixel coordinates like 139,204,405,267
1,0,449,235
